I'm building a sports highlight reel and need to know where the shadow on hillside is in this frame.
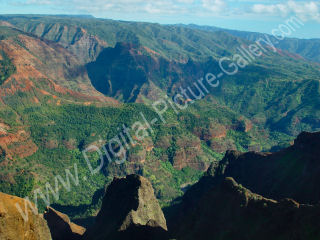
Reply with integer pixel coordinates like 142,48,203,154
51,187,105,228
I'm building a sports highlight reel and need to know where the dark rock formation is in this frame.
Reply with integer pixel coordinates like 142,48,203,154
166,131,320,239
83,174,168,240
0,192,52,240
44,207,85,240
169,176,320,240
208,131,320,204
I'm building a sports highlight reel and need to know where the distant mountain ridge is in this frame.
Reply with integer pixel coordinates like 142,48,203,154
184,23,320,63
2,15,319,63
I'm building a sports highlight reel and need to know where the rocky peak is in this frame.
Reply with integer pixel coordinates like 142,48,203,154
213,132,320,204
83,174,168,240
169,176,320,240
294,131,320,153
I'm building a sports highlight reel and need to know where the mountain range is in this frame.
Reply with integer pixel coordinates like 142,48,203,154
0,15,319,239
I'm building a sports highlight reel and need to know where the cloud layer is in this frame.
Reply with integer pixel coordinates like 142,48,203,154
252,1,320,21
3,0,320,22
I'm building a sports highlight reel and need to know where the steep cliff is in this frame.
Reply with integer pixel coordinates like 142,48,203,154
44,207,85,240
169,177,320,240
167,131,320,239
212,131,320,204
0,192,52,240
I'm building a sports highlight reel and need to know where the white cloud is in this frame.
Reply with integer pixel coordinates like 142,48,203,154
63,0,192,15
144,1,179,14
5,0,225,16
251,1,320,21
202,0,227,13
26,0,52,4
177,0,195,3
2,0,319,22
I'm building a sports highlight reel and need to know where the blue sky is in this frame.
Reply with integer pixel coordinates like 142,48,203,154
0,0,319,39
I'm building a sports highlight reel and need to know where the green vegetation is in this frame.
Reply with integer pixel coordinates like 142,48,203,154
0,90,300,217
0,50,16,85
0,26,20,40
0,102,216,215
0,147,5,163
0,171,34,198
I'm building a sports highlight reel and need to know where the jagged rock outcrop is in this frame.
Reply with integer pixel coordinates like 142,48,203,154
169,176,320,240
166,131,320,240
209,131,320,204
19,23,107,63
83,174,168,240
44,207,85,240
0,192,52,240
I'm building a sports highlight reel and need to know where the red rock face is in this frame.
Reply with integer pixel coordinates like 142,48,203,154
209,138,236,153
63,138,77,150
0,126,38,160
172,136,208,171
0,29,119,159
193,124,228,141
0,21,15,28
0,32,118,103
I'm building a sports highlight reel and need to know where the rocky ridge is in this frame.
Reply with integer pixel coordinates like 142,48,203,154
0,192,52,240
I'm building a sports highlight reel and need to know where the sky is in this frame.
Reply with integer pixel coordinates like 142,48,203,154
0,0,319,39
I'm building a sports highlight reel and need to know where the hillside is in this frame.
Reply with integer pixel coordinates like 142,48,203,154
185,24,320,63
0,25,116,158
0,25,122,210
3,15,319,138
1,15,255,61
167,131,320,240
